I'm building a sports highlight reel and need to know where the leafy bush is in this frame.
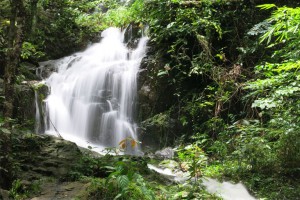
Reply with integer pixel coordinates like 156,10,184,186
105,158,155,200
144,0,221,87
177,144,208,181
245,4,300,175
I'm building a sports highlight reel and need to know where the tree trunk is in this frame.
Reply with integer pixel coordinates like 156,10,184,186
4,0,25,121
26,0,39,36
0,0,25,189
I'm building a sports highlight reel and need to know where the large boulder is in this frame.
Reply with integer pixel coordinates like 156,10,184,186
137,51,176,121
16,134,82,181
139,112,179,151
137,49,181,151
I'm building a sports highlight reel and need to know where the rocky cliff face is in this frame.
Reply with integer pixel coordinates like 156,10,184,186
137,47,181,151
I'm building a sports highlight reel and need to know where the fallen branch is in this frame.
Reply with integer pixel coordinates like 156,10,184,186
48,118,63,139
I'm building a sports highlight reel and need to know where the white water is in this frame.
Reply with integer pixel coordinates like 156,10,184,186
202,178,256,200
147,164,256,200
38,27,148,154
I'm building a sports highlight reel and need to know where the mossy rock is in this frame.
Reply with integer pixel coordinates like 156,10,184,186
15,134,82,181
140,112,178,151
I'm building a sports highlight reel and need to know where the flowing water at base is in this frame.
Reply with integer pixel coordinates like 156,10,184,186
147,164,256,200
37,27,148,154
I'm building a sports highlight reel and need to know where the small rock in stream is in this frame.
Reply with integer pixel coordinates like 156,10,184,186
154,147,175,159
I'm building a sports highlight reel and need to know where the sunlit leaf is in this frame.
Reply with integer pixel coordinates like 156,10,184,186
257,4,276,10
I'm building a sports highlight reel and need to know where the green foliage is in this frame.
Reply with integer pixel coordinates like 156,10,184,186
165,182,221,200
21,42,45,59
260,5,300,52
143,112,170,128
143,0,222,89
68,152,116,179
0,118,14,189
167,5,300,199
183,4,300,183
100,0,144,29
9,179,41,200
32,0,103,58
9,179,26,200
244,4,300,175
1,1,300,199
105,158,155,200
177,144,207,181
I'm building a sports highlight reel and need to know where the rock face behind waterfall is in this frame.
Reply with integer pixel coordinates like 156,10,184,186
137,50,181,151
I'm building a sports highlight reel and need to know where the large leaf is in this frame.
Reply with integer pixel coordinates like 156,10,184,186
116,175,129,189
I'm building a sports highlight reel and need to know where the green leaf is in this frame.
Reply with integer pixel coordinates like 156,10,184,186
252,98,277,109
257,4,276,10
157,70,168,76
166,22,175,29
116,175,129,189
1,128,10,134
114,193,122,200
103,166,116,171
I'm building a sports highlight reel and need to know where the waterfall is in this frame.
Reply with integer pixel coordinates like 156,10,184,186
37,27,148,154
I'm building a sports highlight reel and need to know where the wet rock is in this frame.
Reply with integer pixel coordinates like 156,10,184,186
147,162,190,183
36,60,58,79
155,147,175,159
13,80,48,128
32,81,49,133
124,23,142,49
158,159,179,169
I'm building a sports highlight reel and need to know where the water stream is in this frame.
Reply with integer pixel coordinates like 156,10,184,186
147,164,256,200
37,27,148,154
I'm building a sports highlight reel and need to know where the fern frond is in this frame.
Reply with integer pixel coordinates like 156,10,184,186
257,4,277,10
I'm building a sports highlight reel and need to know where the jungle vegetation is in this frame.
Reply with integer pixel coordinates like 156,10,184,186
0,0,299,199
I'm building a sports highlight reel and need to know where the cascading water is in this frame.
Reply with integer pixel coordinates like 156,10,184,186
37,27,148,154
